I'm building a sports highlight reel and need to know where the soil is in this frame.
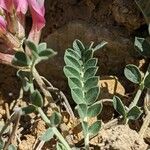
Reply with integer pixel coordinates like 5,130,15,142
0,0,150,149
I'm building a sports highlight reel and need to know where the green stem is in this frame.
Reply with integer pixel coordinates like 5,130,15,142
84,133,89,150
82,116,89,150
52,127,72,150
129,83,144,109
37,107,72,150
129,64,150,109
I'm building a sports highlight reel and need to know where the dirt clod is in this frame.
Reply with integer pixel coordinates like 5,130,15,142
91,125,148,150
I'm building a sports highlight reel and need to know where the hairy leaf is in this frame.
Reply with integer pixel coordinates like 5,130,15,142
84,66,98,81
64,55,81,71
93,41,107,51
134,37,150,57
71,88,84,104
50,112,62,126
84,58,98,70
38,42,47,52
85,86,100,105
31,90,43,107
68,77,82,89
88,120,102,136
113,96,126,118
40,128,54,142
12,52,31,67
85,76,99,91
144,73,150,89
22,105,36,114
127,106,142,120
64,66,80,79
76,104,87,119
124,64,142,84
26,40,37,53
87,102,103,117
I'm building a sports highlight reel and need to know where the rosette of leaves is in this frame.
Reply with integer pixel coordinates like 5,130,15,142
63,39,106,147
12,41,57,67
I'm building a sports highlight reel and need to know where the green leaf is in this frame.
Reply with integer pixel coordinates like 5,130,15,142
50,112,62,126
68,77,82,89
135,0,150,23
127,106,142,120
64,66,80,79
71,88,84,104
87,102,103,117
26,40,37,53
0,140,4,149
65,48,81,60
113,96,126,118
38,42,47,52
64,40,100,108
93,41,107,51
39,127,54,142
85,76,99,91
12,52,31,67
64,55,81,71
56,142,67,150
22,81,33,92
22,105,36,114
144,73,150,89
17,70,32,92
8,144,17,150
84,58,98,70
85,86,100,105
83,50,93,63
134,37,150,57
76,104,87,119
38,48,57,58
88,120,102,136
124,64,142,84
31,90,43,107
73,39,85,54
84,66,98,81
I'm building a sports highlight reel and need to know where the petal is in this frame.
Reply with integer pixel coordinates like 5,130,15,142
0,16,7,32
0,0,7,10
14,0,28,14
0,52,13,65
28,0,45,31
0,0,13,12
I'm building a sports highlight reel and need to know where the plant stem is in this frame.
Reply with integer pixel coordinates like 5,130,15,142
129,63,150,109
37,107,72,150
129,84,144,109
84,133,89,150
52,127,72,150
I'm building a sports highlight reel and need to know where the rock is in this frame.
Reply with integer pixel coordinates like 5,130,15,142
112,0,145,30
144,127,150,145
99,76,125,99
90,125,148,150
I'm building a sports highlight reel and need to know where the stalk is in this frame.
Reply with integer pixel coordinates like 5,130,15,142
129,64,150,109
84,133,89,150
37,107,72,150
129,83,144,109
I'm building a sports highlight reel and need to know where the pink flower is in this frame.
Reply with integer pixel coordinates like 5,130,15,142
0,0,45,32
0,0,13,13
0,16,7,33
27,0,45,31
14,0,28,14
0,52,13,65
0,0,28,14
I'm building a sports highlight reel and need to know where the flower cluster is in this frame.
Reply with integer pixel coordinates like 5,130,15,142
0,0,45,65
